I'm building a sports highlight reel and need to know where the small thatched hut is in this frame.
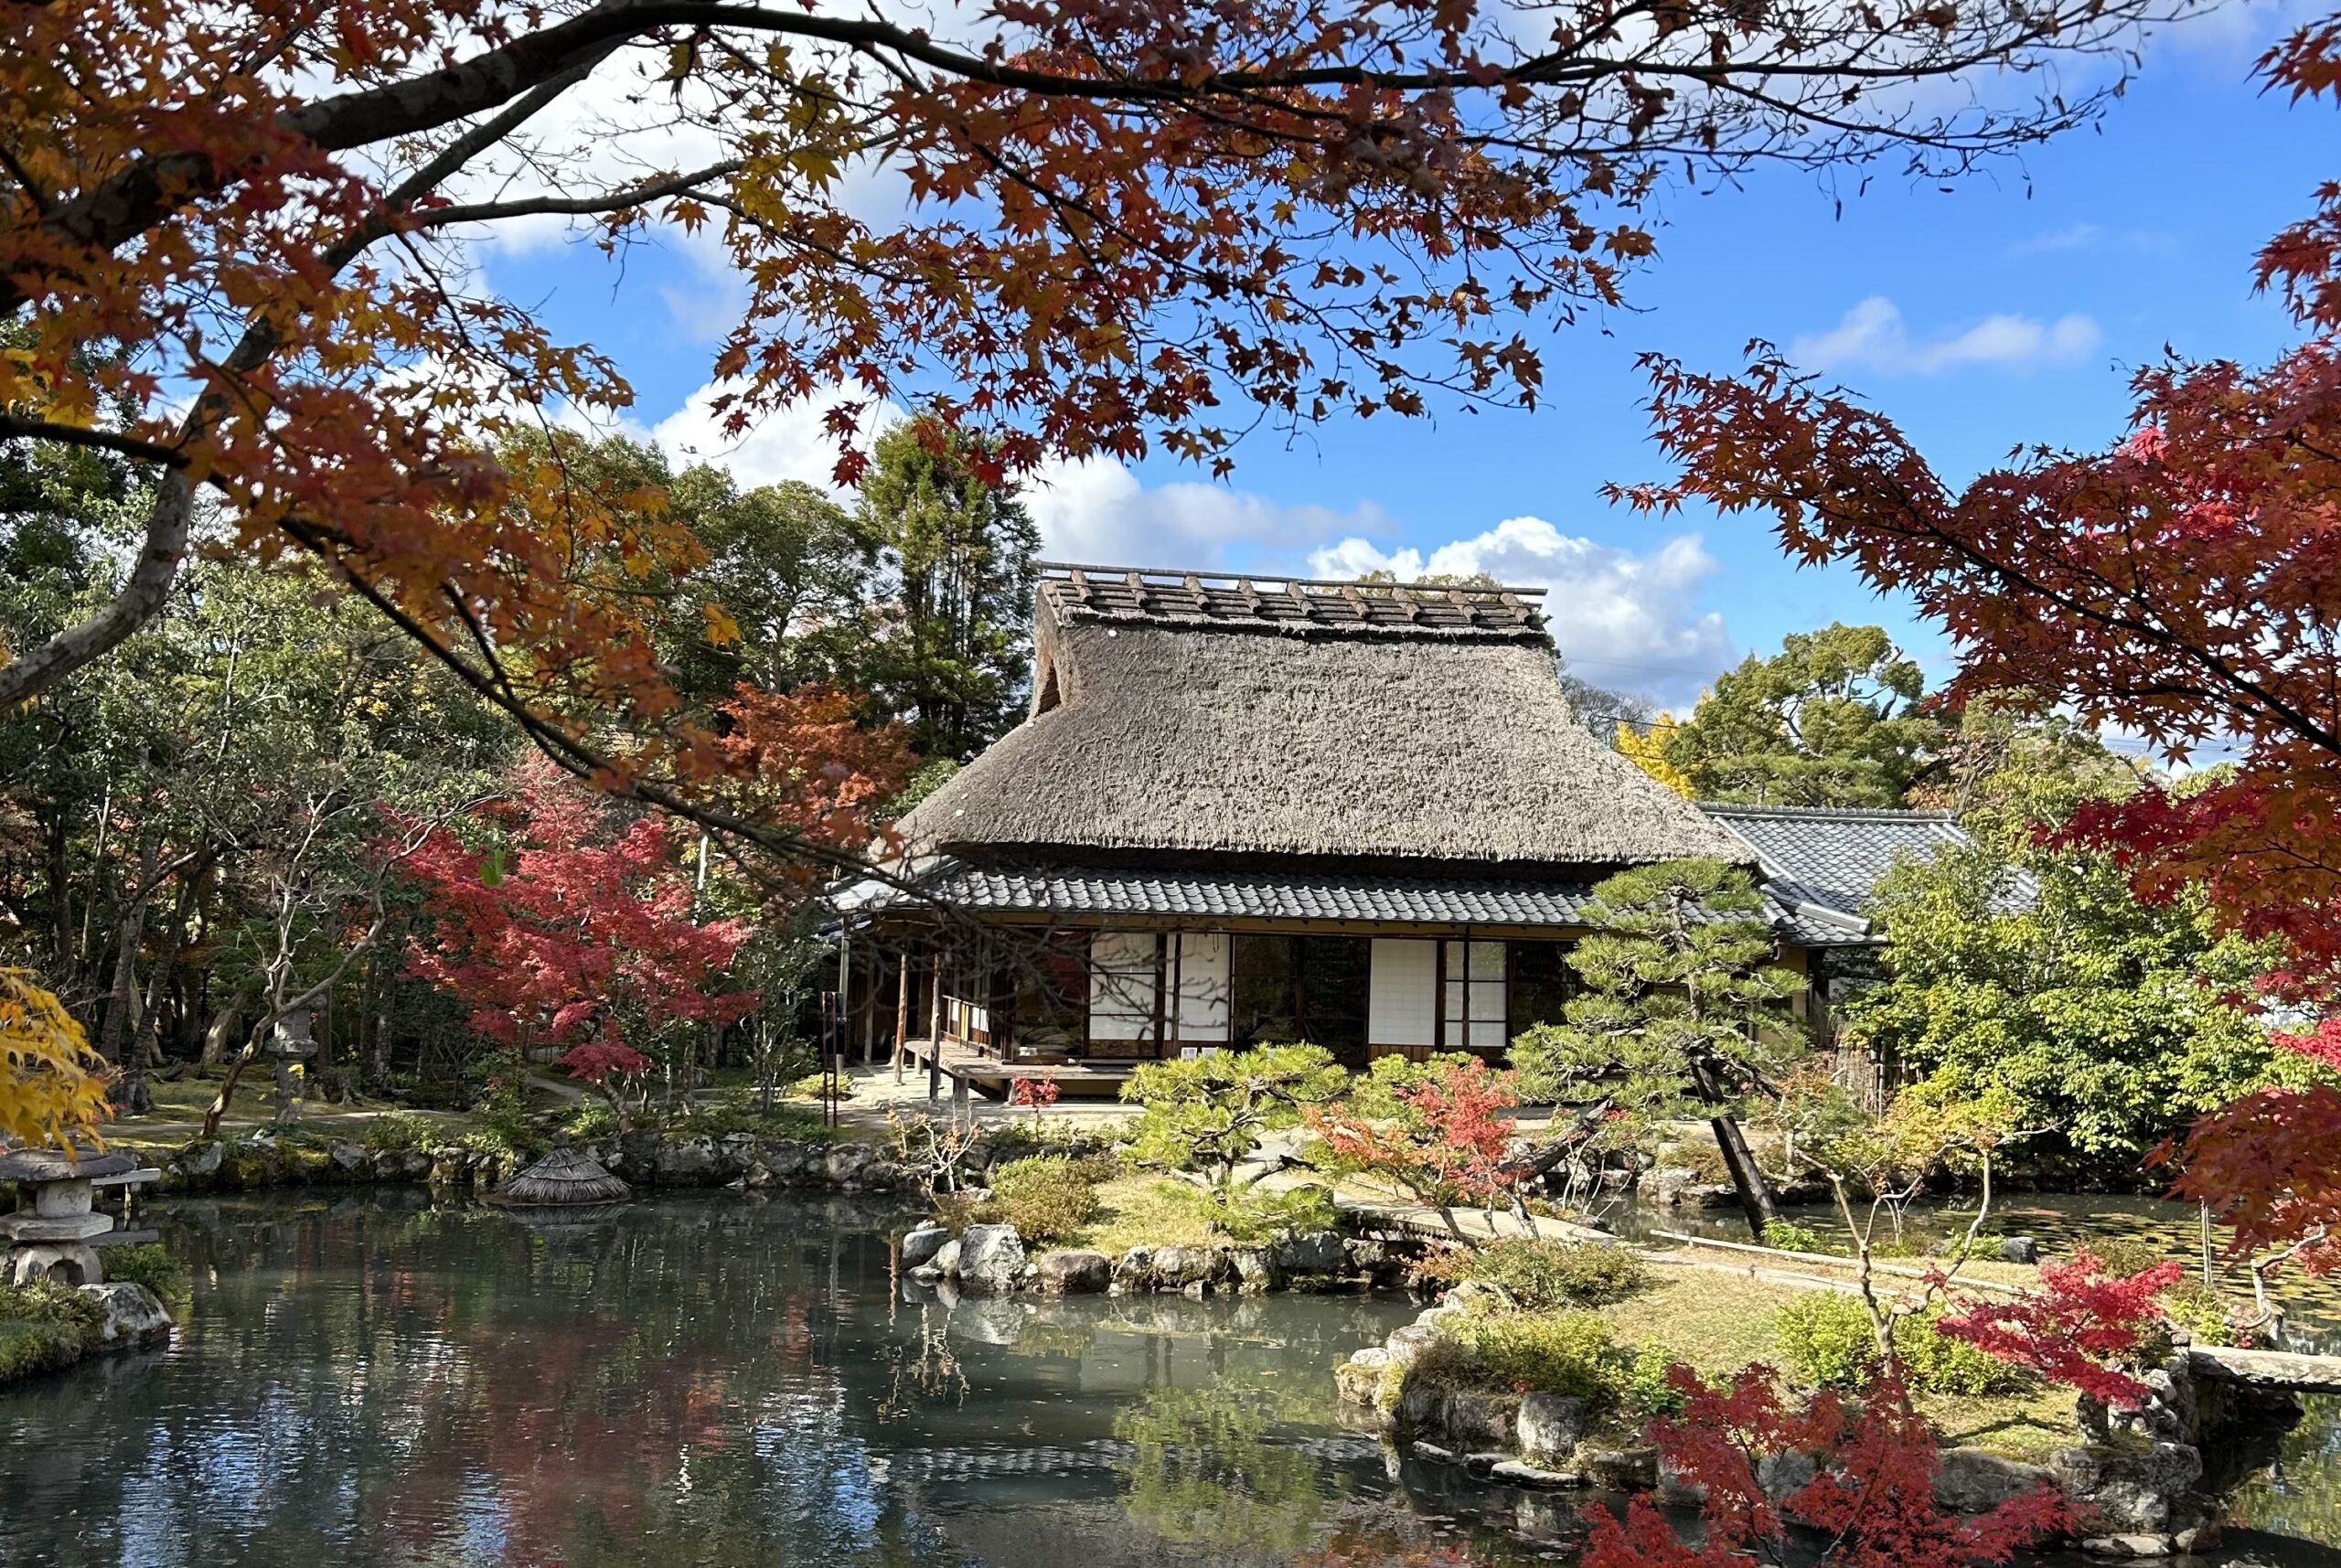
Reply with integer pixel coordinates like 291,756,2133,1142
491,1145,630,1207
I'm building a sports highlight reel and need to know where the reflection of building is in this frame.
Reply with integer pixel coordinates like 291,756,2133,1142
837,563,1985,1098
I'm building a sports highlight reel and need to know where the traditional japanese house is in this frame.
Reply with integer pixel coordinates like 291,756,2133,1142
836,561,1779,1096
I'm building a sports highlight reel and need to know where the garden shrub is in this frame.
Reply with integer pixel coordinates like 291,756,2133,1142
1465,1239,1648,1309
360,1112,442,1154
1775,1290,1879,1389
2083,1238,2168,1277
788,1071,854,1101
1761,1220,1840,1256
2159,1277,2240,1347
1892,1310,2031,1396
978,1155,1109,1243
1621,1340,1689,1417
100,1245,192,1310
1210,1183,1342,1243
561,1100,621,1141
1434,1307,1629,1410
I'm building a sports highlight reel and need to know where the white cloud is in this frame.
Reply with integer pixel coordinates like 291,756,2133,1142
647,382,903,493
1790,296,2101,377
2007,223,2175,258
1022,457,1389,568
1309,517,1733,706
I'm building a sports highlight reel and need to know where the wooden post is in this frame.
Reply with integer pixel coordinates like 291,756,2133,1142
893,953,910,1083
836,925,851,1094
927,950,945,1103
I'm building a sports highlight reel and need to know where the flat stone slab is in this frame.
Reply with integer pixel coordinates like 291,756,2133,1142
1490,1459,1584,1490
0,1148,138,1182
2186,1346,2341,1395
1,1211,113,1242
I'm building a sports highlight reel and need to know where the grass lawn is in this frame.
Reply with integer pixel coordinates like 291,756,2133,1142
1063,1176,1227,1256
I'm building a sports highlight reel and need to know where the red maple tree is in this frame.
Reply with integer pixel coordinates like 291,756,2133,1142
1309,1056,1522,1213
1584,1370,2070,1568
398,761,760,1066
1934,1249,2183,1408
1615,13,2341,1272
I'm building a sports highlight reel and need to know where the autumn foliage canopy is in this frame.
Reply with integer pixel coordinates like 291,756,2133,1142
0,0,2199,865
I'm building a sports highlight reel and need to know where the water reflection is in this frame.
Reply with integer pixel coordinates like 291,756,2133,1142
3,1193,2336,1568
0,1194,1445,1568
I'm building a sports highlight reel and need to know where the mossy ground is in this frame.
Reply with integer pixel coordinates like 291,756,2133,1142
1060,1176,1229,1255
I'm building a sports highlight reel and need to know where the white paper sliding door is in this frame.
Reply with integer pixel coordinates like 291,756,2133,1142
1368,939,1438,1050
1089,931,1160,1040
1172,933,1231,1043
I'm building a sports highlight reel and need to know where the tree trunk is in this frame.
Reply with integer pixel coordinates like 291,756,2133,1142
200,1004,241,1066
97,848,155,1066
1686,1054,1780,1238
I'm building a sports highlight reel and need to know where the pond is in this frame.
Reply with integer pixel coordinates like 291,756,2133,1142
2,1193,2337,1568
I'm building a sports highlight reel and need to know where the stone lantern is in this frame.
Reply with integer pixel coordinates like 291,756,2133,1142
267,1007,317,1124
0,1147,144,1286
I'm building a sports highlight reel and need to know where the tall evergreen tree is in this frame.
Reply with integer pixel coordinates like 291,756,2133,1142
856,419,1042,762
1659,624,1946,806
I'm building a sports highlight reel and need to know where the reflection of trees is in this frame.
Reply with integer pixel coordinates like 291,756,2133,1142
2234,1394,2341,1550
2,1196,1443,1568
1114,1381,1336,1553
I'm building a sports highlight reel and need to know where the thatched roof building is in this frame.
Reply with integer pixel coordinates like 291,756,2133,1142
896,565,1746,869
841,564,1937,1096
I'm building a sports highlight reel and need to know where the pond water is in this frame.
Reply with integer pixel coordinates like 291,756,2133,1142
2,1193,2337,1568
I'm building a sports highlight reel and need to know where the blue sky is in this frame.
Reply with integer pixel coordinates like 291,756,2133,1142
502,6,2329,710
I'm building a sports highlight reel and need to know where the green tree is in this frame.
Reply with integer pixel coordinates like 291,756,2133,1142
856,419,1042,761
1512,858,1808,1237
1660,624,1946,805
1844,838,2293,1177
1121,1042,1348,1203
492,430,878,709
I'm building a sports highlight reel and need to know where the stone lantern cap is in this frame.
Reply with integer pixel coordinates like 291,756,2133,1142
266,1009,316,1058
0,1148,139,1183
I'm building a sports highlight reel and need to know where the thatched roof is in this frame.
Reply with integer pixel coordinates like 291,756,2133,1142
894,564,1750,870
490,1145,630,1207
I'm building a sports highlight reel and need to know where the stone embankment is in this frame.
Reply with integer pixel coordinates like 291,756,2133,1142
1334,1290,2308,1560
897,1218,1412,1298
152,1130,918,1196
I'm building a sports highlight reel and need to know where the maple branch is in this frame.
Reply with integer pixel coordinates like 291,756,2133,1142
0,412,187,467
4,0,2186,324
410,159,745,229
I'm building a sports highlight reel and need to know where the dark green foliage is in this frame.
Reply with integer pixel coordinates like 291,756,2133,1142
1465,1239,1649,1308
854,418,1041,762
1848,839,2291,1169
100,1244,192,1310
1658,623,1945,806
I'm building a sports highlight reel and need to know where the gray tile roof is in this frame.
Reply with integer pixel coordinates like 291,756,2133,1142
1701,804,2021,944
842,861,1608,926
